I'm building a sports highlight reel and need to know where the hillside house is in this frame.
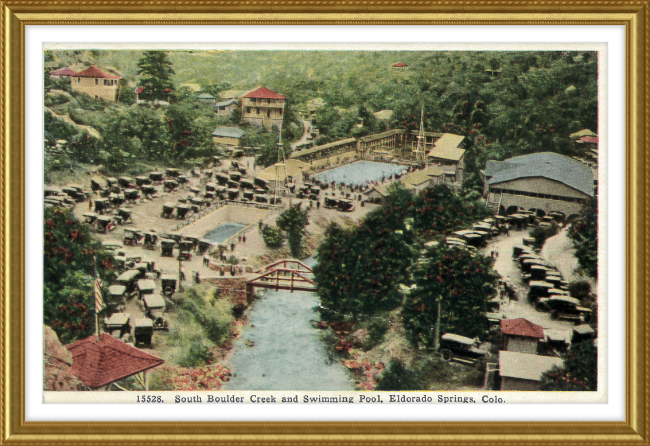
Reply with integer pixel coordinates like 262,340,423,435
70,66,122,102
211,127,246,147
392,62,409,69
500,318,545,355
197,93,217,104
215,98,240,117
427,133,466,183
49,67,76,78
242,86,286,130
483,152,595,218
499,351,563,391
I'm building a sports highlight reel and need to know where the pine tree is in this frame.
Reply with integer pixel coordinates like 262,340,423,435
136,51,175,100
276,204,310,258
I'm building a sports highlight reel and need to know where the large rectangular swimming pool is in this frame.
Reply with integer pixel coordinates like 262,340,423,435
311,161,408,186
203,222,246,243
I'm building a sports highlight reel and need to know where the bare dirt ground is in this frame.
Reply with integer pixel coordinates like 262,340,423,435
482,229,578,335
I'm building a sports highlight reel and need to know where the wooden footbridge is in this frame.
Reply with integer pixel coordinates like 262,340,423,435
246,259,316,300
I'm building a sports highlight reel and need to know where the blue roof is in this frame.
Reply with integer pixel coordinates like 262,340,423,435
486,152,594,197
211,127,246,138
197,93,216,99
215,98,240,107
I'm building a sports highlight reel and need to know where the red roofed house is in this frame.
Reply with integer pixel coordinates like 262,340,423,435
49,67,77,78
71,66,122,102
392,62,409,69
241,86,286,130
500,318,545,355
578,135,598,152
66,333,163,390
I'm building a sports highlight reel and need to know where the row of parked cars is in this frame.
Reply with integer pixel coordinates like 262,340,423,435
44,184,88,209
102,242,180,347
512,243,592,323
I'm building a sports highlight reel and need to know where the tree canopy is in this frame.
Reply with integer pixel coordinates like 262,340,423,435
568,198,598,279
402,245,499,347
540,340,598,391
136,51,175,100
276,204,310,258
44,207,117,344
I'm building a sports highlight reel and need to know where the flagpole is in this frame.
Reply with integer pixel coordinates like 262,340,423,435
94,256,101,343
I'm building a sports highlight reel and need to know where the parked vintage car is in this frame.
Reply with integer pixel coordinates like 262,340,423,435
141,294,169,331
134,318,154,347
103,312,131,340
439,333,489,363
160,274,177,297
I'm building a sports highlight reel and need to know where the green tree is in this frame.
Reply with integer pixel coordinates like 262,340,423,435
261,225,285,249
44,207,117,344
402,245,499,347
163,103,214,165
375,359,421,391
276,204,310,258
568,198,598,279
314,191,414,320
540,340,597,391
136,50,175,100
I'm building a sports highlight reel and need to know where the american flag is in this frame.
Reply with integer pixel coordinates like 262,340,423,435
94,276,104,313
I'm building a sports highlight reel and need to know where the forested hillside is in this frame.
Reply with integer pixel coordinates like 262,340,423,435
45,49,597,180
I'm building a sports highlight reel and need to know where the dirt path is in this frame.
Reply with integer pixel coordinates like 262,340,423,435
541,227,596,289
482,230,576,334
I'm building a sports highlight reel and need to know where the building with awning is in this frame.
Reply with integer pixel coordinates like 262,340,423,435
66,333,163,390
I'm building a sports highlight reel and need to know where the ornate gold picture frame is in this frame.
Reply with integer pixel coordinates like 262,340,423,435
2,2,646,444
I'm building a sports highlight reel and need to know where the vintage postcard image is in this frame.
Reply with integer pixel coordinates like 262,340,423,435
42,44,604,404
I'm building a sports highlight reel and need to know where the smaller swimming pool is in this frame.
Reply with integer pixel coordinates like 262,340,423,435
203,222,246,243
311,161,408,186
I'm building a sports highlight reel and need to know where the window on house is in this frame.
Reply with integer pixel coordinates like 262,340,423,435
256,108,260,114
77,78,81,83
95,79,99,85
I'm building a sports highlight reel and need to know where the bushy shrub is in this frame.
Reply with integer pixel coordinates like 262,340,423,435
261,225,285,248
179,340,212,368
568,198,598,279
361,315,390,351
177,284,234,345
375,359,421,391
529,222,560,249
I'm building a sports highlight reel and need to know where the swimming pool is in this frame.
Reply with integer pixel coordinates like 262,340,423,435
311,161,408,186
203,222,246,243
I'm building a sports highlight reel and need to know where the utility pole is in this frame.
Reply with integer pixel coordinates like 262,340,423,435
274,128,289,206
177,242,183,292
433,296,441,352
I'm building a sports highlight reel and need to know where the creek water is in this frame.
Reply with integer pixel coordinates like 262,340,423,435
223,258,354,391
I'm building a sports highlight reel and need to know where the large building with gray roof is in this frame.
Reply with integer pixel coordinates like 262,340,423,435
482,152,595,218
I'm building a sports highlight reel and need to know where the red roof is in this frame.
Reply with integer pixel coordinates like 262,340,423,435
500,318,544,339
579,136,598,144
392,62,408,67
243,86,286,100
74,66,122,80
50,67,76,77
66,333,163,388
135,87,144,94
